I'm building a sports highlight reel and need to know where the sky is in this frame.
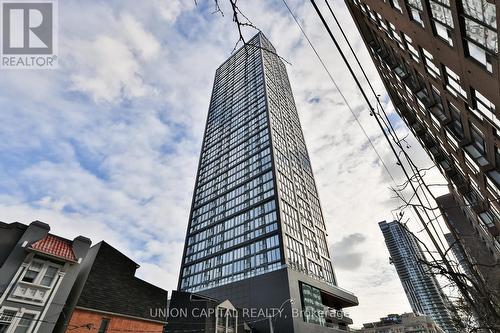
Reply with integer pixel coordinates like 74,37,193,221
0,0,451,328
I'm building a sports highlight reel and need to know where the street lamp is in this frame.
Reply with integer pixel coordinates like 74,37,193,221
268,298,294,333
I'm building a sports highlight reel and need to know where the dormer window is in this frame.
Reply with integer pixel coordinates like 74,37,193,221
9,259,61,305
21,260,60,288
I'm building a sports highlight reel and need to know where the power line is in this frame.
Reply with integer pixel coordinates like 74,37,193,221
280,0,398,186
322,0,449,250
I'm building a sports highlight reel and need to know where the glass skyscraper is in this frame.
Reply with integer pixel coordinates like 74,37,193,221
177,33,358,332
379,221,456,333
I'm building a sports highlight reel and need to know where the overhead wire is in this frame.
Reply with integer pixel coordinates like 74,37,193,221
280,0,409,223
322,0,449,251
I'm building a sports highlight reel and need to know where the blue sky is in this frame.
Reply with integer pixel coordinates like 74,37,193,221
0,0,449,327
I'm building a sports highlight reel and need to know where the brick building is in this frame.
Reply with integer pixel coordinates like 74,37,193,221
345,0,500,292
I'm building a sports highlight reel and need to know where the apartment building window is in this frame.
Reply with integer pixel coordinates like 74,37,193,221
367,4,377,21
406,0,425,26
390,0,403,13
404,33,420,62
473,89,495,117
444,66,467,99
377,13,389,32
430,86,448,122
430,0,454,45
389,23,405,49
479,210,496,228
448,102,465,139
461,0,497,72
464,122,489,166
421,47,441,78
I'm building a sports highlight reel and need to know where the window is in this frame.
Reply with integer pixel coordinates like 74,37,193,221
390,0,403,12
422,47,440,78
21,260,60,287
448,102,464,139
430,0,454,45
464,122,488,166
473,89,495,116
21,262,42,283
0,311,15,333
406,0,425,26
462,0,497,72
444,66,467,99
389,23,404,49
479,210,496,228
40,267,58,287
13,314,34,333
404,33,420,62
466,41,493,72
97,319,110,333
462,0,497,51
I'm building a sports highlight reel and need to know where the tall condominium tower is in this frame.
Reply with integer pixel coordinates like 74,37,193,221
176,33,358,332
379,221,456,333
345,0,500,291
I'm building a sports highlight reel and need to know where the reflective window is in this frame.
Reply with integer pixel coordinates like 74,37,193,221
406,0,425,26
464,122,488,166
430,0,454,45
461,0,497,72
422,47,440,78
404,33,420,62
390,0,403,13
444,66,467,99
448,102,465,139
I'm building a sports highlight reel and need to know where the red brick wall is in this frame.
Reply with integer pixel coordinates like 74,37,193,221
66,308,164,333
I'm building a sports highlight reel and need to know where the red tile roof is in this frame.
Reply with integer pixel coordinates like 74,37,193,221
30,234,77,262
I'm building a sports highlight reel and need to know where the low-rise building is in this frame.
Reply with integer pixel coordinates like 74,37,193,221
56,241,168,333
0,221,91,333
358,313,445,333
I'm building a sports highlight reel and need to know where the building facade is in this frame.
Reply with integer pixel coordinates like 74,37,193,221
436,193,499,295
0,221,91,333
176,32,358,332
55,242,168,333
379,221,456,332
358,313,445,333
345,0,500,292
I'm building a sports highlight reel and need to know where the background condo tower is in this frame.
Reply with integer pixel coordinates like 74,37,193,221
379,221,456,333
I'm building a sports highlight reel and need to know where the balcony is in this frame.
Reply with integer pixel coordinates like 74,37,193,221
415,89,433,109
411,122,425,136
393,66,409,79
8,281,51,305
421,134,436,149
463,144,489,169
429,146,445,162
402,76,420,93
